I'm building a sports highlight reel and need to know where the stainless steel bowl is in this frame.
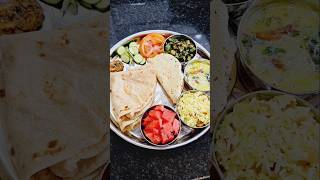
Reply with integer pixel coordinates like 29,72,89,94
176,90,210,129
164,34,198,64
237,0,320,95
140,104,182,146
184,59,210,92
211,90,320,179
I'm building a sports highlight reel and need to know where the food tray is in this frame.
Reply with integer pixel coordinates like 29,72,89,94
110,30,210,150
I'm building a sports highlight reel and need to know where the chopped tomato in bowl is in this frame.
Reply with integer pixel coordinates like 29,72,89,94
141,105,181,146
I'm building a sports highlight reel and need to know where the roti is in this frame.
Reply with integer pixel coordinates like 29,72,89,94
49,134,108,178
110,64,157,132
0,27,108,180
148,53,184,104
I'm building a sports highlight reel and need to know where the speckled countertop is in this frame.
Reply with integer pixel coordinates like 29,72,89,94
110,0,211,179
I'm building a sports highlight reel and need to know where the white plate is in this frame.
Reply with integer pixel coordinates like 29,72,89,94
110,30,210,150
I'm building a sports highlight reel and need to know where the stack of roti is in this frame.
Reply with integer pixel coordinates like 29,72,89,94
110,53,184,133
0,23,108,179
110,65,157,132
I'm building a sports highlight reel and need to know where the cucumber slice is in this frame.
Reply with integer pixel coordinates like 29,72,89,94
121,52,131,64
41,0,62,5
94,0,108,12
81,0,101,5
117,46,126,56
129,42,140,55
139,59,146,65
133,54,145,64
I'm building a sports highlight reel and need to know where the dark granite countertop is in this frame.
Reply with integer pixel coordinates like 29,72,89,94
110,0,211,179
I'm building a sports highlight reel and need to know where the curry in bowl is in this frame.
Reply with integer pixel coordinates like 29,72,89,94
238,0,320,94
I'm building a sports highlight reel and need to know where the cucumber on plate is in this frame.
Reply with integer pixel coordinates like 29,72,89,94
133,54,146,65
117,46,132,64
129,42,140,55
117,46,126,56
116,44,145,65
120,52,132,64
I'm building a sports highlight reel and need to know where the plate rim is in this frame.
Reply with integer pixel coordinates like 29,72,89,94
110,30,210,150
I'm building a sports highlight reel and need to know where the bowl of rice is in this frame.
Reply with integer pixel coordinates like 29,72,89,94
176,90,210,128
212,90,320,179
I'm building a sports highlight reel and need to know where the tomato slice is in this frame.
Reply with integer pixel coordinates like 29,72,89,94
148,33,165,44
139,33,165,58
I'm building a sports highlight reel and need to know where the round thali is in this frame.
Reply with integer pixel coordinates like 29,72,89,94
110,30,211,150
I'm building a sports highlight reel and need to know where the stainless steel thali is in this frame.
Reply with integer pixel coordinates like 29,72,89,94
110,30,210,150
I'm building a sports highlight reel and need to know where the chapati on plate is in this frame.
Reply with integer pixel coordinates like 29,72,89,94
110,64,157,132
148,53,184,104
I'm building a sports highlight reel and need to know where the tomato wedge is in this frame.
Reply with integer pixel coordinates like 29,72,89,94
139,33,165,58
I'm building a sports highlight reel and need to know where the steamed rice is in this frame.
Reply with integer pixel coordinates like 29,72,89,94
215,94,319,179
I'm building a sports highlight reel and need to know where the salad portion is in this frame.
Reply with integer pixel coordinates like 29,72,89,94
114,33,166,65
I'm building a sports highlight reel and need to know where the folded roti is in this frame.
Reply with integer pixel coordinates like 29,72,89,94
30,162,106,180
49,134,108,178
0,27,108,180
77,164,105,180
63,151,107,180
110,65,157,132
148,53,184,104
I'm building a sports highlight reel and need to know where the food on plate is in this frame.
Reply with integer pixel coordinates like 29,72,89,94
239,0,320,94
110,64,157,132
116,41,146,65
164,35,196,62
148,53,184,104
214,93,320,179
139,33,165,58
0,27,108,179
0,0,44,35
185,59,210,91
40,0,109,13
142,105,180,145
110,56,124,72
110,31,211,148
177,91,210,128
